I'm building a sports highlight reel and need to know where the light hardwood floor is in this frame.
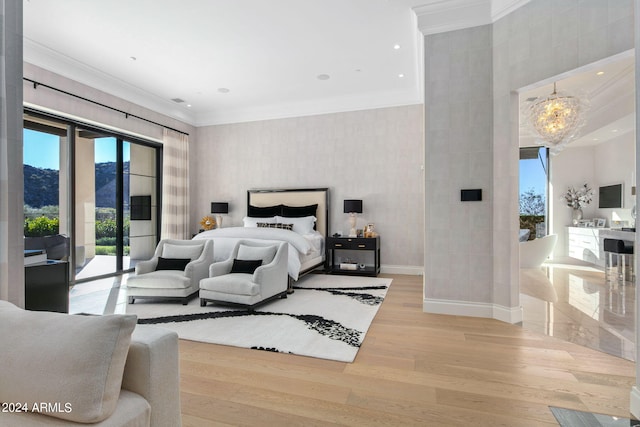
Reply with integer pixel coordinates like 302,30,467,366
178,274,636,426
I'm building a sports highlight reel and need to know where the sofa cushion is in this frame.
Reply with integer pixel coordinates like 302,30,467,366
237,244,277,265
162,242,203,260
127,270,192,289
0,301,137,423
200,274,260,296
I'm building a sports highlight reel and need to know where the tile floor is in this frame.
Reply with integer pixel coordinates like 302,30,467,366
520,257,635,361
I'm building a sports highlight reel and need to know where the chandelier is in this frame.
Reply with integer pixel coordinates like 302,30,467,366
524,82,588,153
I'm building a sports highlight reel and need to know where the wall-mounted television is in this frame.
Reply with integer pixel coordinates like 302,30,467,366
130,195,152,220
598,183,623,209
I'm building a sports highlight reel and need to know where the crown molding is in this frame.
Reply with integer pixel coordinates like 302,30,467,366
491,0,531,21
23,37,198,126
413,0,531,35
194,89,423,127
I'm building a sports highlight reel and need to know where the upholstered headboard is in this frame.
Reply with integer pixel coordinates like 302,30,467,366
247,188,329,238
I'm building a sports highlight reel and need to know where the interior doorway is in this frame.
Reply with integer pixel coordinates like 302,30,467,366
517,52,636,361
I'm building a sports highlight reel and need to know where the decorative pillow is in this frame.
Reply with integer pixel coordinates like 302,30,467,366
231,259,262,274
162,242,203,260
243,216,277,228
282,204,318,218
257,222,294,231
156,257,191,271
237,244,278,265
0,300,137,423
248,204,283,218
276,215,316,235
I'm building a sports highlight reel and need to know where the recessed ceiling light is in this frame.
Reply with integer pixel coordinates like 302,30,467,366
398,73,405,78
317,74,330,80
393,44,401,50
596,71,605,76
612,129,618,132
217,88,230,93
186,104,192,108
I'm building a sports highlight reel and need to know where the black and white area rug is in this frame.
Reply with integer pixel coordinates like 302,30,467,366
127,274,392,362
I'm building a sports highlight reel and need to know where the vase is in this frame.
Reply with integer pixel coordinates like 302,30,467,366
572,208,583,225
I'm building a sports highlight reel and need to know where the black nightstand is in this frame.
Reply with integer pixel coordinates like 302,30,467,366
326,236,380,276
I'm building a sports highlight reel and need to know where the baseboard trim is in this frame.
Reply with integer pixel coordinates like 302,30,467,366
381,265,423,275
423,298,523,324
630,386,640,419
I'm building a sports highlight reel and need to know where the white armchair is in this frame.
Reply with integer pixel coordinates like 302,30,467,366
199,240,288,310
127,239,214,305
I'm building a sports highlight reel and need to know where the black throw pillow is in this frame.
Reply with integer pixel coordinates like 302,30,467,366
231,259,262,274
282,204,318,218
248,204,283,218
155,257,191,271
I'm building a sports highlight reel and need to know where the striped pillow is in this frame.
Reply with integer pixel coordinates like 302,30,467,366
257,222,293,231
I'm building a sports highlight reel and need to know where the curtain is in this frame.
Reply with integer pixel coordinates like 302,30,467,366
161,129,190,240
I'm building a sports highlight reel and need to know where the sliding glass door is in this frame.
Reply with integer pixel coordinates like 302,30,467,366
24,110,161,283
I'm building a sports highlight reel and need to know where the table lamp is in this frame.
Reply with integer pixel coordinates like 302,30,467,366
343,199,363,237
210,202,229,228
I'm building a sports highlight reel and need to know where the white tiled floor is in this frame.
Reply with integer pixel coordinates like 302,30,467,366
520,257,635,361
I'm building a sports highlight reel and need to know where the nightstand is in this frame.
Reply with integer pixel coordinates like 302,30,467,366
326,235,380,276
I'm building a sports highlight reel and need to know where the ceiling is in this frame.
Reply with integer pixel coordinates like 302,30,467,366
519,52,636,149
24,0,632,138
23,0,430,127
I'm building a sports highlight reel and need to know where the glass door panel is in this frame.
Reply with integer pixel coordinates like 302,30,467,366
519,147,549,239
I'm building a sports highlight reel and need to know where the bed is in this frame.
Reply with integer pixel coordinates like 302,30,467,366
193,188,329,287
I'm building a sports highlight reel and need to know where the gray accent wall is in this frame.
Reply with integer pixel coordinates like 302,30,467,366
423,0,635,320
1,0,24,306
192,105,425,272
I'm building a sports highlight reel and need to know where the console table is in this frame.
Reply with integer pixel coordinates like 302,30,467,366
567,227,635,268
25,260,69,313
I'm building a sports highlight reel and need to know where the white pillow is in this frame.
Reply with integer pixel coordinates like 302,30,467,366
237,244,278,265
162,242,203,260
276,215,316,234
0,301,137,423
243,216,277,228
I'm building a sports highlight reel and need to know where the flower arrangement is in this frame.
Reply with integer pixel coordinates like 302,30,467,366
562,183,594,209
199,215,216,230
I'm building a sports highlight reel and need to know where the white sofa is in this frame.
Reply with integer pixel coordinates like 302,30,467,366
0,301,181,426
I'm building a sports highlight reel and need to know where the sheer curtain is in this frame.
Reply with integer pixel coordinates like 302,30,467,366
161,129,190,240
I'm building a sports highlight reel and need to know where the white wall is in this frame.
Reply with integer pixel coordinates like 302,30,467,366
550,134,635,258
191,105,425,272
549,146,596,257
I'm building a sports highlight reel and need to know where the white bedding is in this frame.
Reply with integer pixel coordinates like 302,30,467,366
193,227,324,280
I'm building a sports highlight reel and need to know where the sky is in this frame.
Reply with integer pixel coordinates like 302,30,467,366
23,130,130,169
519,153,547,197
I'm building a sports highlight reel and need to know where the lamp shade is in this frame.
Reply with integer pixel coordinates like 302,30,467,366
343,199,363,214
210,202,229,214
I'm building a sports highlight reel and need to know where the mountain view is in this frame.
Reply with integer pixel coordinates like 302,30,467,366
24,161,130,209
